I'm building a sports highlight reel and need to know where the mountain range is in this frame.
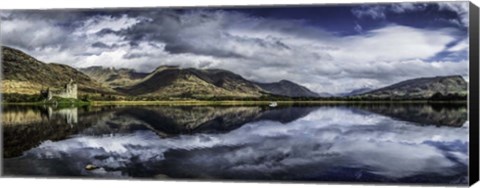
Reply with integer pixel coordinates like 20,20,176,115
1,46,468,100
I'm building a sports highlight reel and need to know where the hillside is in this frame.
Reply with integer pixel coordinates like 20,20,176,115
339,87,374,97
80,66,148,88
359,75,467,99
1,46,116,95
256,80,319,98
115,65,322,99
118,66,265,98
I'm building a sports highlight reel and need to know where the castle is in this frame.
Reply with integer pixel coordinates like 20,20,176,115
41,79,78,100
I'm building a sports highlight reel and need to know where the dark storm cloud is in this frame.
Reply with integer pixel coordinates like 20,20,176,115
122,52,153,59
113,10,296,58
91,42,111,48
95,28,119,36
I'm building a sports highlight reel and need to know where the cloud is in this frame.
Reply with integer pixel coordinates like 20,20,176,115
390,3,428,13
354,23,363,33
351,2,468,27
78,14,142,35
351,3,428,20
437,2,469,27
447,39,469,52
352,5,387,20
0,6,468,94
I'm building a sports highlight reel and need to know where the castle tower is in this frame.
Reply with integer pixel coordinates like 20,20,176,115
66,78,78,99
40,79,77,100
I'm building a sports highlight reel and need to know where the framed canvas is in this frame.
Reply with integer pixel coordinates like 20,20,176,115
1,1,479,187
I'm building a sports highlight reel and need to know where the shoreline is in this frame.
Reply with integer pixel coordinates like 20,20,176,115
0,100,468,106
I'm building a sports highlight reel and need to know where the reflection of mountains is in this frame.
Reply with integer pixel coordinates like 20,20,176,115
2,105,317,158
83,106,318,136
3,103,467,159
348,103,467,127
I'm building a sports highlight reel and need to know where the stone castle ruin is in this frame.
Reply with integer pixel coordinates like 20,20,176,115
41,79,78,100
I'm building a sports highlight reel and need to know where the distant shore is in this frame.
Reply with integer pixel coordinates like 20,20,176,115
1,100,468,107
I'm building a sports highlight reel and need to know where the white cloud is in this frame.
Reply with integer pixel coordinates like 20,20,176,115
78,14,142,35
354,23,363,33
334,25,456,62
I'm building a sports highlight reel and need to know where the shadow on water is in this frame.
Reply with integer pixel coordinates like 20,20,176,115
1,103,468,184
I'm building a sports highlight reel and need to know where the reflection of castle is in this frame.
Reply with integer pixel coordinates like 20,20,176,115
47,107,78,125
41,79,78,100
2,107,78,126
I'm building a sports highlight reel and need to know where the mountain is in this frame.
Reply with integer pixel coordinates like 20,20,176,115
339,87,374,97
1,46,321,99
359,75,467,99
256,80,319,98
80,66,148,88
1,46,116,95
117,66,320,99
118,66,266,98
317,92,334,98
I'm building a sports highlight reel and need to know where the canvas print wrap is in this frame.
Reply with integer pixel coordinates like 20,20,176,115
0,2,471,185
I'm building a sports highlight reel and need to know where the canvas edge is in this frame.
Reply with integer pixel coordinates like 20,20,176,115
469,1,480,186
0,1,476,186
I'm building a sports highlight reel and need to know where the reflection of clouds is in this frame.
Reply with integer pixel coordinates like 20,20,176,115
24,107,467,182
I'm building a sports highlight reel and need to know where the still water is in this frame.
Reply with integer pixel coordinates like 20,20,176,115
2,103,468,184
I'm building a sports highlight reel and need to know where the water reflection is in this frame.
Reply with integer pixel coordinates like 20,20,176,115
348,103,467,127
2,103,468,184
2,105,111,158
2,106,79,125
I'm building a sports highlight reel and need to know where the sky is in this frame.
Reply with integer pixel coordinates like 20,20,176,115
0,2,470,94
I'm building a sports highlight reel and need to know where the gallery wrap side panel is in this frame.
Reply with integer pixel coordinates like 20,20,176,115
469,1,479,186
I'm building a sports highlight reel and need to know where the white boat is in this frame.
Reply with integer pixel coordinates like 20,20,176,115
269,102,278,107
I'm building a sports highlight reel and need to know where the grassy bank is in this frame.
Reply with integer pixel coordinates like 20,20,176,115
1,97,90,107
1,99,467,107
75,100,467,106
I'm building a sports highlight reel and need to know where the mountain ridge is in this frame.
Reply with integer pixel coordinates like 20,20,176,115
358,75,467,99
80,66,149,88
1,46,468,100
81,64,321,98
